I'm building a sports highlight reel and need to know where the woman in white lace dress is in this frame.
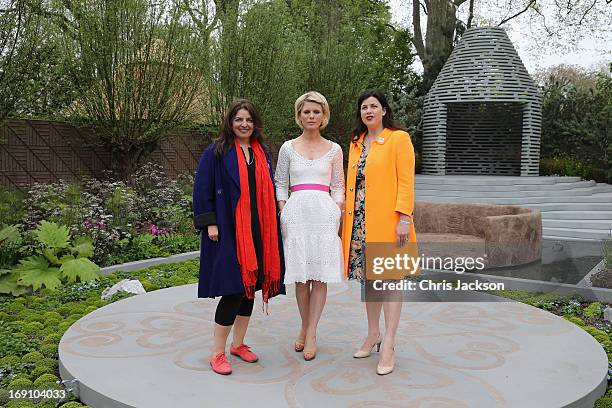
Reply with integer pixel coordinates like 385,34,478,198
275,91,345,361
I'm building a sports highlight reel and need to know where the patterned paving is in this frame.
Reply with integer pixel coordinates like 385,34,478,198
59,283,607,408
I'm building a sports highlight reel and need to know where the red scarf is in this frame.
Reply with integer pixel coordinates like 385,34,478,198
234,139,281,303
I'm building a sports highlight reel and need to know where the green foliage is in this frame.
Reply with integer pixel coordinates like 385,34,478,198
60,0,205,178
21,351,43,363
195,0,418,145
595,398,612,408
0,0,44,125
7,378,34,389
2,222,100,296
584,302,605,319
33,373,59,387
6,401,37,408
539,67,612,183
564,315,586,326
0,224,24,272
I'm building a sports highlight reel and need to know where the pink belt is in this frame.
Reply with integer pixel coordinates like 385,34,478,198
290,183,330,192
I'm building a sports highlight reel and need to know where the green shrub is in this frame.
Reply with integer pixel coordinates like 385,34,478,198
30,365,55,378
21,351,44,363
6,401,37,408
595,397,612,408
60,402,85,408
7,378,33,389
0,388,9,404
584,302,605,319
36,358,58,370
564,315,586,326
43,333,62,345
22,321,44,335
33,373,59,387
0,355,21,366
39,344,58,357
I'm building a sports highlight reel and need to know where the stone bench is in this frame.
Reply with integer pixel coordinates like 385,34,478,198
414,201,542,268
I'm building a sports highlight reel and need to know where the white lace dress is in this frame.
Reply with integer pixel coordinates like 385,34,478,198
275,140,345,283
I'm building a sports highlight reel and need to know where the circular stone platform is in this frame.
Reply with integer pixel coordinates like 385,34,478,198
59,282,607,408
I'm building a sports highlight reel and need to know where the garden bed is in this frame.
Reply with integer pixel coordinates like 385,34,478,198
0,260,199,408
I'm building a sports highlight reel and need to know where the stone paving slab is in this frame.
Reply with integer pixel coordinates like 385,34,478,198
59,283,608,408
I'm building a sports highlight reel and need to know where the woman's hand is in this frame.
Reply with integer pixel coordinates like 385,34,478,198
277,201,286,215
208,225,219,242
396,219,411,246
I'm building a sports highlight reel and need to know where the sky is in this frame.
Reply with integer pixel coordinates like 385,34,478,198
388,0,612,75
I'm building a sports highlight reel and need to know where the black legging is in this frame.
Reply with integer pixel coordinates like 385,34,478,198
214,294,255,326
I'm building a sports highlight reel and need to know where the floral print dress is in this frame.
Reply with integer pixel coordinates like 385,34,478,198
348,141,368,282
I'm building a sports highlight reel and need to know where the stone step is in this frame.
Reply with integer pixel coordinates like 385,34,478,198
414,180,599,191
543,219,612,230
543,211,612,220
415,195,612,206
415,186,612,197
543,227,612,240
414,175,582,185
543,235,607,242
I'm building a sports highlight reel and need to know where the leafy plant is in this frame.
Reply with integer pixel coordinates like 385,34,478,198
0,222,100,296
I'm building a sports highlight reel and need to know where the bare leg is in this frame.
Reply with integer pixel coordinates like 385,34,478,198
380,295,402,367
212,323,232,357
232,315,251,347
304,280,327,351
358,300,382,351
295,282,311,347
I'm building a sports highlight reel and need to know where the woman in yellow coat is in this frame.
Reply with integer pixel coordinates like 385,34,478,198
341,89,417,375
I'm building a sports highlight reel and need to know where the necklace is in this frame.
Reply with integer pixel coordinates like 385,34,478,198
241,146,254,165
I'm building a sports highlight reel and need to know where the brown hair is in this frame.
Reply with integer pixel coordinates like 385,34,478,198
214,99,265,157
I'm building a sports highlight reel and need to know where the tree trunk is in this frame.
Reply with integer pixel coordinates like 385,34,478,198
413,0,459,92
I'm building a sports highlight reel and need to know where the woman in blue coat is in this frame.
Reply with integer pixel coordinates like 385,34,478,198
193,99,285,375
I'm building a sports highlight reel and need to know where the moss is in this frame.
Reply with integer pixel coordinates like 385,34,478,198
22,322,45,335
83,306,97,314
564,315,586,326
43,333,63,345
584,302,605,319
6,401,37,408
13,373,32,381
33,373,59,387
42,312,62,320
21,351,44,363
7,378,33,389
36,358,58,370
59,402,85,408
0,388,9,404
595,397,612,408
0,355,21,366
39,344,58,358
58,321,73,332
30,365,55,378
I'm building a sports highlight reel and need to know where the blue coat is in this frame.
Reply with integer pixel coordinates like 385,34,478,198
193,142,285,298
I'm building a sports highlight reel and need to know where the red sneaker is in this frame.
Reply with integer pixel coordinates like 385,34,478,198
209,352,232,375
230,343,259,363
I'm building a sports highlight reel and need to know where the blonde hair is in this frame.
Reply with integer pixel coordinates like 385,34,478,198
294,91,330,130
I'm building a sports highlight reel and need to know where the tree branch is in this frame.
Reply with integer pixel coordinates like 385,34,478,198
497,0,536,26
467,0,475,27
419,0,429,15
412,0,426,59
578,0,598,25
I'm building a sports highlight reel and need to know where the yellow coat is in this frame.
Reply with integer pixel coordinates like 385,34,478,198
341,128,418,276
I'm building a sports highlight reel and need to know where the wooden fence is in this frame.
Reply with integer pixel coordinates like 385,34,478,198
0,120,212,188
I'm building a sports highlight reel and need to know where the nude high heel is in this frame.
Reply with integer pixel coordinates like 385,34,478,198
376,347,395,375
353,335,382,358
